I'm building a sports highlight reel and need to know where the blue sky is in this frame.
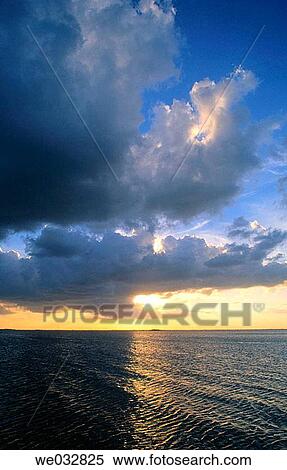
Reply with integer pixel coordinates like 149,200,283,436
142,0,287,121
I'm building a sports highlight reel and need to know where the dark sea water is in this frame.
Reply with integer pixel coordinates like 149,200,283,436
0,330,286,449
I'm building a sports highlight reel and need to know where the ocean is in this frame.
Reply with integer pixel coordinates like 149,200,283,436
0,330,286,449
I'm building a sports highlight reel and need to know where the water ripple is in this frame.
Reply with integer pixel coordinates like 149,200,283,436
0,330,286,449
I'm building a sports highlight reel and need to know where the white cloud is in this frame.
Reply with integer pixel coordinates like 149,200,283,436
126,68,272,225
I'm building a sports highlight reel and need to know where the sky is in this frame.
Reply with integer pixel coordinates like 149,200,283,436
0,0,287,329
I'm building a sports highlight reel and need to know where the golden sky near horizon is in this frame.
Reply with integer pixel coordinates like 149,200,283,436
1,284,286,330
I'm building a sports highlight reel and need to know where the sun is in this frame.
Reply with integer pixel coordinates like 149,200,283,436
153,237,165,254
133,294,165,307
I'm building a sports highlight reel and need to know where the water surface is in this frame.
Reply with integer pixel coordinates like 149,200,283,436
0,330,286,449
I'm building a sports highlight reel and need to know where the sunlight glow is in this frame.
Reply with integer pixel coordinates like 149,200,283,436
188,86,228,145
133,294,165,307
153,237,165,254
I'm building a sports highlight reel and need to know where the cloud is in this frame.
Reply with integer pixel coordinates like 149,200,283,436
206,225,287,267
0,229,10,242
227,217,265,239
0,0,178,231
0,221,286,306
128,68,269,222
1,2,285,308
0,0,277,234
0,305,13,315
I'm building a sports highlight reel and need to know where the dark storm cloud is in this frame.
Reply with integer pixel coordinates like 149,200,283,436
0,222,286,305
27,226,91,258
0,0,277,234
0,0,177,230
